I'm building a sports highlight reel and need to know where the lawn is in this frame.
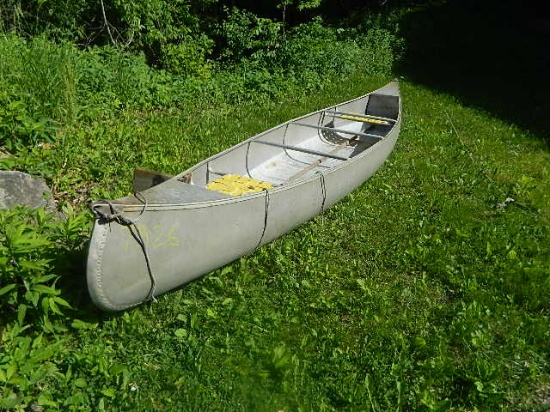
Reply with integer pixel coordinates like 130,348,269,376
3,73,548,411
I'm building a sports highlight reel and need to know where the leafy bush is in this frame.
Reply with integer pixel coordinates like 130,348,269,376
0,35,77,152
0,206,93,409
0,0,92,42
75,47,179,112
279,16,402,77
0,207,89,331
0,89,58,153
0,35,183,130
0,12,402,139
217,7,283,63
161,35,214,78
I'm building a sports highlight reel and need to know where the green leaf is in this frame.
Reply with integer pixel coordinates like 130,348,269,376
17,304,27,326
31,284,59,295
63,391,86,407
42,315,54,332
18,259,51,271
33,274,57,284
6,363,17,381
0,389,18,409
296,0,322,11
25,290,40,307
5,226,51,254
100,388,116,398
52,296,71,308
38,393,58,407
0,283,16,296
222,297,234,305
73,377,87,388
49,298,62,315
109,363,127,375
71,319,98,330
41,296,50,314
0,368,6,383
174,328,188,338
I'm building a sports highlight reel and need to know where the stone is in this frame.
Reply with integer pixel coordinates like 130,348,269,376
0,171,55,210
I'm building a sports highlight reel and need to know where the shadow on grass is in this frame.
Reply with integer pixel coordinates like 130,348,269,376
397,0,549,146
56,244,104,317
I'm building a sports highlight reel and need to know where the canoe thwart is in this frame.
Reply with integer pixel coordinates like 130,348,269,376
291,122,384,141
252,140,349,161
207,167,229,177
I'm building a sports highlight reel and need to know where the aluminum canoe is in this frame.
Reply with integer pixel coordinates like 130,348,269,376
87,81,402,311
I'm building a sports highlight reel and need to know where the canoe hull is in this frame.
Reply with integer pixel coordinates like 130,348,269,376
87,82,401,311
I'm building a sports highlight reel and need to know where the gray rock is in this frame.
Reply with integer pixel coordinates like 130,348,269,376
0,171,55,210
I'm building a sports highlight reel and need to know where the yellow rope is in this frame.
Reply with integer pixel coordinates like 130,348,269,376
206,174,273,196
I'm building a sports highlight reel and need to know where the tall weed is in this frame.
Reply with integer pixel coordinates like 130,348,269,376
0,35,183,152
0,35,78,122
0,36,74,150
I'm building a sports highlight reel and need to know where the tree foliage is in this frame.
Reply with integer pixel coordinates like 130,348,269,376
0,0,218,70
0,0,413,71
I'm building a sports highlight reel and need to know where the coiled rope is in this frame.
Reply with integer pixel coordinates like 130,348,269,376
89,192,157,302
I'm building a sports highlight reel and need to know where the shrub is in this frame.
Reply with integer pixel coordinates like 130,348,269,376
0,88,58,153
75,47,179,112
0,35,184,129
279,16,402,78
0,207,89,331
161,35,214,78
217,7,283,63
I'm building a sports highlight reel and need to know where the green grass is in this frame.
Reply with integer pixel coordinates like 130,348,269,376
2,75,548,411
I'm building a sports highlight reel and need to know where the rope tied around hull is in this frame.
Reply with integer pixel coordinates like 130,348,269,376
255,188,270,249
88,192,157,302
317,171,327,213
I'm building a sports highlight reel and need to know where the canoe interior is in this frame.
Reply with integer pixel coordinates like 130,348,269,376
186,92,399,190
